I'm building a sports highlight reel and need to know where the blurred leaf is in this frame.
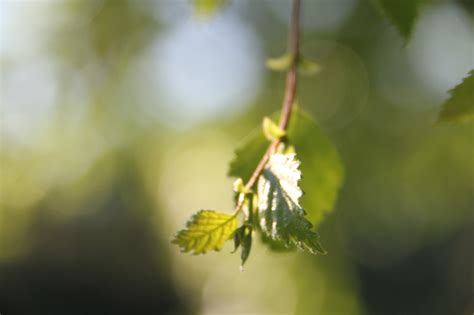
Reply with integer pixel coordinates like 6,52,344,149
298,56,321,75
172,210,237,255
373,0,422,40
193,0,228,17
257,153,326,255
289,109,344,225
263,117,286,141
438,70,474,123
266,54,295,72
228,129,268,183
229,108,344,226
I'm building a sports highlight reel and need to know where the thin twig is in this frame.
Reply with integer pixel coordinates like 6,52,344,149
234,0,301,214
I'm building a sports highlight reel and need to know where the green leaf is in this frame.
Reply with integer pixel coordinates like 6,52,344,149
193,0,228,17
266,54,294,72
228,108,344,227
228,130,268,184
262,117,286,141
172,210,238,255
289,110,344,225
257,153,326,255
373,0,422,40
240,226,252,267
438,70,474,123
232,225,246,253
298,56,321,75
261,233,295,252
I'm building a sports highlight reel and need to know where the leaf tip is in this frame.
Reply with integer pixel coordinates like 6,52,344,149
262,117,286,141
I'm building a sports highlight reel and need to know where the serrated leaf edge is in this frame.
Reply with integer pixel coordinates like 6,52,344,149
172,210,238,255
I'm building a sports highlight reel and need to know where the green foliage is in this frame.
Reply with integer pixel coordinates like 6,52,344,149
262,117,286,141
173,109,340,264
229,108,344,226
257,153,326,254
438,70,474,123
193,0,228,17
373,0,422,40
172,210,238,255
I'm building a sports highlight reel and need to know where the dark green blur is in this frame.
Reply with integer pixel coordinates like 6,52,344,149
1,1,473,314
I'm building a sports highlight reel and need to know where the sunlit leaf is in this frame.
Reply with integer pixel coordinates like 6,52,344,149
438,70,474,123
373,0,422,40
228,108,344,227
233,178,247,194
172,210,237,255
257,153,326,255
262,117,286,141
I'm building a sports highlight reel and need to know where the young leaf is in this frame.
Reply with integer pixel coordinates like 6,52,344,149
267,54,321,75
193,0,227,17
233,178,247,194
373,0,422,40
232,225,246,253
240,226,252,267
232,225,253,267
232,194,254,267
262,117,286,141
266,54,295,72
172,210,237,255
257,153,326,255
298,56,321,75
228,108,344,227
438,70,474,123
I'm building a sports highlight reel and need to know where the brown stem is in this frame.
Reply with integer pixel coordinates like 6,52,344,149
234,0,301,213
279,0,300,131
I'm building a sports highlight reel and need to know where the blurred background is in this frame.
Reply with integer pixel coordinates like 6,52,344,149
1,0,473,314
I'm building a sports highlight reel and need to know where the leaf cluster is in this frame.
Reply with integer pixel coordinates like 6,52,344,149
172,109,343,267
178,0,473,270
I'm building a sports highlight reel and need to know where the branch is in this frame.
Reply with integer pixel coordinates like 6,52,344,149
234,0,301,213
